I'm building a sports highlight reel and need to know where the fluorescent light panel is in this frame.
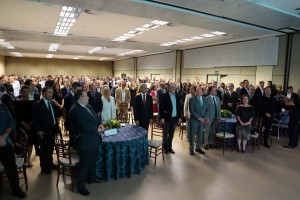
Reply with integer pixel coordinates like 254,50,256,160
113,20,168,42
11,52,23,57
160,31,226,46
0,39,15,49
48,43,60,52
53,6,82,36
117,50,144,56
88,47,106,54
73,56,82,59
99,57,113,61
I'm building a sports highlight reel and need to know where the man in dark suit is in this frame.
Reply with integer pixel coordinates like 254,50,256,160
61,79,71,98
240,79,250,97
222,83,239,114
134,83,153,132
0,102,27,198
87,83,103,115
32,86,59,174
259,86,278,148
45,75,54,88
63,82,82,146
69,90,104,196
235,81,244,99
205,86,221,149
159,83,182,154
284,86,298,100
189,86,209,155
255,81,264,97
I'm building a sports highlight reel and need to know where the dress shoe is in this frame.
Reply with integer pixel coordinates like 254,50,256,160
87,179,103,184
242,149,247,154
41,169,51,174
195,149,205,154
209,144,215,149
283,145,295,149
78,188,90,196
12,189,27,198
189,149,194,156
263,143,271,148
51,163,59,169
169,149,175,154
164,149,169,154
204,145,209,150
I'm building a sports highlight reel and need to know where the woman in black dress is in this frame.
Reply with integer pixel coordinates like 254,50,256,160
15,85,35,167
52,83,64,121
236,95,255,153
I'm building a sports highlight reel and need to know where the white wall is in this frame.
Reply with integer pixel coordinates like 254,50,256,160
184,37,279,68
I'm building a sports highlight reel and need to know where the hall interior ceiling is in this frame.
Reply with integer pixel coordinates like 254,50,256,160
0,0,299,61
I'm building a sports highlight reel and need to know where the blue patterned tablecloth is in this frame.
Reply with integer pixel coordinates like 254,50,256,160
96,125,149,181
217,117,237,134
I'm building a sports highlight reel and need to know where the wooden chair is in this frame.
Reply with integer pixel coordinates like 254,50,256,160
117,113,131,124
214,119,235,155
0,129,28,191
250,133,260,153
54,139,79,191
179,122,186,140
148,122,165,166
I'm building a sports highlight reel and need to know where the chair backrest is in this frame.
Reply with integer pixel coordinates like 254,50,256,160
150,122,165,140
54,139,72,164
117,113,130,124
14,128,28,159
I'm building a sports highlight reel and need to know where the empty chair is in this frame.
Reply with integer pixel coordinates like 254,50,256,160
148,122,165,166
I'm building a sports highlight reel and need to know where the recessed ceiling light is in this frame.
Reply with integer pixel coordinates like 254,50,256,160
10,52,23,57
211,31,226,35
191,36,204,40
46,54,54,58
0,39,15,49
99,57,113,61
87,46,106,54
201,34,215,37
113,20,169,42
73,56,82,59
117,50,144,56
53,6,82,36
182,38,194,42
48,43,60,52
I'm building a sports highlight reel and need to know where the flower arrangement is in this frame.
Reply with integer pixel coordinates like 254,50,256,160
221,109,232,118
103,119,121,129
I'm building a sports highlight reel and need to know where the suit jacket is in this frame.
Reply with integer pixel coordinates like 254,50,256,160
32,99,59,135
134,94,153,123
236,87,242,98
64,92,75,114
222,91,239,113
156,88,166,107
206,95,221,120
115,88,131,110
69,103,101,151
61,86,70,98
45,80,54,88
240,87,249,97
159,92,182,122
189,96,209,128
284,92,298,100
255,87,264,97
183,94,193,119
87,91,103,114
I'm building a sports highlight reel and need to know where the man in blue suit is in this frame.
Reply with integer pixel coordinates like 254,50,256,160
69,90,104,196
189,86,209,155
204,86,221,150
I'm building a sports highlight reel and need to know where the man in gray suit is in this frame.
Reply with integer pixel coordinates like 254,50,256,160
204,86,221,150
189,86,209,155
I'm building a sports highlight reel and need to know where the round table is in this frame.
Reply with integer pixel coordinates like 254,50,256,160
96,124,149,181
218,117,237,134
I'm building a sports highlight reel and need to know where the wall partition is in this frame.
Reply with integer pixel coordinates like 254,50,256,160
114,58,135,78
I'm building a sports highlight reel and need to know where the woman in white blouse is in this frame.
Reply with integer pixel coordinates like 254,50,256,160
101,86,116,122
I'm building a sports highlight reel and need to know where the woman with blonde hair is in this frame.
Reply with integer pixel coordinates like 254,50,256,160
101,86,116,121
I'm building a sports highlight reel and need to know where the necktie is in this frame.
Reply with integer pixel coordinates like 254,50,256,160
91,93,94,99
47,101,56,125
198,96,202,107
143,94,146,106
213,97,217,116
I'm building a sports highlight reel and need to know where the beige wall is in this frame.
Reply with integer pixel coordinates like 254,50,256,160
114,70,134,78
137,69,174,82
0,54,5,75
114,58,134,78
5,57,113,77
272,35,286,86
289,34,300,90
